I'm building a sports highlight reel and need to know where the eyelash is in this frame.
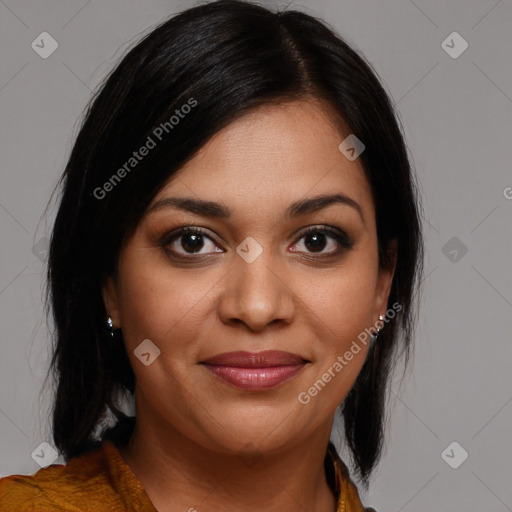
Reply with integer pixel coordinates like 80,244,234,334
160,225,354,262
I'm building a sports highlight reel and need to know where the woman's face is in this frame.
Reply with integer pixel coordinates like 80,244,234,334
104,99,395,455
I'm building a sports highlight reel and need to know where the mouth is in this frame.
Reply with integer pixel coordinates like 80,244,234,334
200,350,309,391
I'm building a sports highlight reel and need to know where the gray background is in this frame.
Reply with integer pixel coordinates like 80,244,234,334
1,1,511,511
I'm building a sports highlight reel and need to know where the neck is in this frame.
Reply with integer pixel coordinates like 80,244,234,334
119,413,338,512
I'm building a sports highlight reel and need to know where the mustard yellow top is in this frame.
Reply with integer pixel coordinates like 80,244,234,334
0,440,374,511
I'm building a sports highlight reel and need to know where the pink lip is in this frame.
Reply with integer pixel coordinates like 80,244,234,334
201,350,308,391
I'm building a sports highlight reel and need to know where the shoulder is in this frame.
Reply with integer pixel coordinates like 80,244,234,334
0,440,124,511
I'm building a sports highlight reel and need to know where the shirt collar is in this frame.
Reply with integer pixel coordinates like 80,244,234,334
325,441,370,512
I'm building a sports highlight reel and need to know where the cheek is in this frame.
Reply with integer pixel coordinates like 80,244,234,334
336,273,376,335
115,246,217,350
295,268,376,413
303,261,378,343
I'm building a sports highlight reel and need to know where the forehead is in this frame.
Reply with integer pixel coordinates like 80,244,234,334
150,99,373,219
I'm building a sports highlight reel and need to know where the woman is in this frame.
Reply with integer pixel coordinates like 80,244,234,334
0,0,423,510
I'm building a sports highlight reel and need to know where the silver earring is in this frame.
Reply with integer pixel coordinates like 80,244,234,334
106,316,114,337
372,314,386,344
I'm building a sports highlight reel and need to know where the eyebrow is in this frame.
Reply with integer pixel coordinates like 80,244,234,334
146,193,364,222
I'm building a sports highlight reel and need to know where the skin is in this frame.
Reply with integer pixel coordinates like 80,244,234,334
102,98,396,512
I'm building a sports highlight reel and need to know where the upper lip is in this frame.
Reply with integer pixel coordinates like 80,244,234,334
201,350,308,368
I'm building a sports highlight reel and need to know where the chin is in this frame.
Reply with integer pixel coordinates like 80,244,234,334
193,406,310,455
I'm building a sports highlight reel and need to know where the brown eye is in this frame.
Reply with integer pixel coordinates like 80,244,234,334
304,232,327,252
180,232,205,253
290,226,353,256
163,227,224,258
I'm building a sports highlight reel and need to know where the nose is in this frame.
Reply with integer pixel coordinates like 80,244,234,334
217,250,296,332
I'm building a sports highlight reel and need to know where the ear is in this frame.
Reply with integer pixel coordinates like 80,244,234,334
101,274,121,329
373,239,398,322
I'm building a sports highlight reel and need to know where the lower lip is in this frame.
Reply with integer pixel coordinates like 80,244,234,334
203,364,306,391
